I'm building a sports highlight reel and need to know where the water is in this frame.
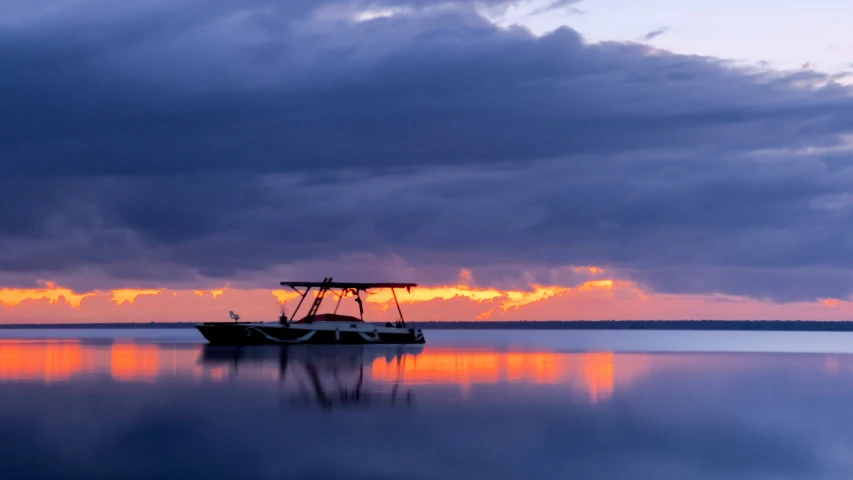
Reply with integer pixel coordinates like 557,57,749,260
1,328,853,479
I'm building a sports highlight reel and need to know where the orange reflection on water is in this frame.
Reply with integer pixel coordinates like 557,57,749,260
372,352,503,387
582,352,614,403
826,355,840,374
372,349,648,403
0,341,224,383
506,353,563,384
111,344,159,381
0,340,83,383
0,340,651,400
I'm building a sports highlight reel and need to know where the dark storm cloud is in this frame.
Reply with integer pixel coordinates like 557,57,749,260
2,0,852,176
1,0,853,301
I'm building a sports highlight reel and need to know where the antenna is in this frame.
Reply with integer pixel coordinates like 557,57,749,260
229,310,240,322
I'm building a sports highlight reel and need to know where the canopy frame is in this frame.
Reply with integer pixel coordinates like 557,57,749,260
280,277,417,327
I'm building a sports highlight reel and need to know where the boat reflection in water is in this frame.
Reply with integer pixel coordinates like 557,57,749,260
0,338,658,404
199,344,423,411
11,337,851,408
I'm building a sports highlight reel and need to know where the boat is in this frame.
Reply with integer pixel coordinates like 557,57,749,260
194,277,426,345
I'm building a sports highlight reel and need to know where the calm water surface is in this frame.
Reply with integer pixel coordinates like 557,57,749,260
1,328,853,479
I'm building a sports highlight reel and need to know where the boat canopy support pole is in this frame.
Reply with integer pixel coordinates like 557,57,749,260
333,288,346,314
287,285,312,322
392,288,406,328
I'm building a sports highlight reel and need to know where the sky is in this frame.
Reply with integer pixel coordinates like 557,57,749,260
508,0,853,74
2,0,853,323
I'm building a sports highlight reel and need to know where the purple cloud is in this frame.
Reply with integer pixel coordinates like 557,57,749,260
1,0,853,301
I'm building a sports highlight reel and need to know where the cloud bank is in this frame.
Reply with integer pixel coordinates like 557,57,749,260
2,0,853,304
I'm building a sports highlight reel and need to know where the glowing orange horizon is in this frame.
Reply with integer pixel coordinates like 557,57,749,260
0,282,95,308
111,289,162,304
2,267,853,322
0,271,621,312
822,298,841,308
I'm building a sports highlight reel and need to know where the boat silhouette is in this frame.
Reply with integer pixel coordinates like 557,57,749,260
195,278,426,345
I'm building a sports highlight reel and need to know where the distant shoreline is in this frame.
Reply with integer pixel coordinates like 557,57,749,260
3,320,853,332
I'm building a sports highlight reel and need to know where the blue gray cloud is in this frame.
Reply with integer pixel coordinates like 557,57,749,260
643,26,669,41
1,0,853,301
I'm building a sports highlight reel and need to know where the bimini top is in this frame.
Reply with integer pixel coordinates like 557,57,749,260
278,278,417,327
280,281,418,290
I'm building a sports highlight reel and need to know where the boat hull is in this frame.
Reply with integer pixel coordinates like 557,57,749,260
195,322,425,345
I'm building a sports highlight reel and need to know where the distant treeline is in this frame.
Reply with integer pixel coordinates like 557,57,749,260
3,320,853,332
0,322,195,329
406,320,853,332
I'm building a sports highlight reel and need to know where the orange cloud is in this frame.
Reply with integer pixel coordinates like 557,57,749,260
572,266,605,275
363,279,615,310
111,289,163,305
366,285,504,304
502,285,572,310
3,267,853,323
0,281,94,307
822,298,840,308
271,289,300,305
0,284,238,308
194,289,225,298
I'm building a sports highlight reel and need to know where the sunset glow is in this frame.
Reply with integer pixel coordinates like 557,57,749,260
0,270,614,315
0,282,94,307
194,289,225,298
365,285,505,304
7,1,853,477
271,289,300,305
822,298,840,308
111,289,163,304
2,271,853,323
572,266,604,276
